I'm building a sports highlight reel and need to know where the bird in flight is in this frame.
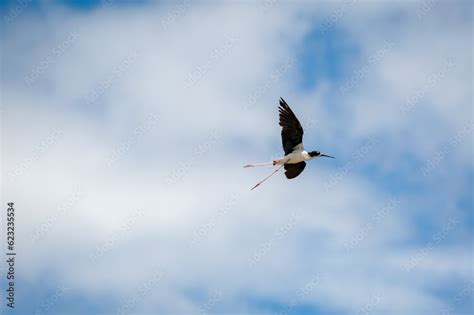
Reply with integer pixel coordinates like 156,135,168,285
244,97,334,190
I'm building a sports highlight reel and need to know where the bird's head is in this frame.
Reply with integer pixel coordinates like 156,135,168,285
309,151,335,159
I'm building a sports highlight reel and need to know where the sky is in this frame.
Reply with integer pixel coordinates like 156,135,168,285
0,0,473,314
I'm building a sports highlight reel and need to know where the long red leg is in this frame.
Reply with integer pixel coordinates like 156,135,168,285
243,162,274,168
250,165,283,191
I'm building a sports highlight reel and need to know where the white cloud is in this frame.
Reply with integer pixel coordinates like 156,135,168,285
1,1,472,314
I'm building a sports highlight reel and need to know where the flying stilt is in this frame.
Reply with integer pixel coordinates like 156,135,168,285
244,97,334,190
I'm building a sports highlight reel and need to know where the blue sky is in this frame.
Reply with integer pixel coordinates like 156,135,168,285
1,0,473,314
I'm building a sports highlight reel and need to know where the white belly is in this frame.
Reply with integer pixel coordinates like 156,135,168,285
285,150,310,164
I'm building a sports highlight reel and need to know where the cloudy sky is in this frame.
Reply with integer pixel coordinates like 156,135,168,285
1,0,473,314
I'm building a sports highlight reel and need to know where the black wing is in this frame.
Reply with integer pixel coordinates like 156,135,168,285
284,162,306,179
279,98,304,155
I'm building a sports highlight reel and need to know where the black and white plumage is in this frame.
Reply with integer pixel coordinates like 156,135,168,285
244,97,334,190
279,98,307,179
279,98,304,156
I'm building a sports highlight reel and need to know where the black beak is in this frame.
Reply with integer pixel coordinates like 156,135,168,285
321,154,335,159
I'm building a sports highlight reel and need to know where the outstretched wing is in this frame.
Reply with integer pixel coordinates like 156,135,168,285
284,162,306,179
279,97,304,155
